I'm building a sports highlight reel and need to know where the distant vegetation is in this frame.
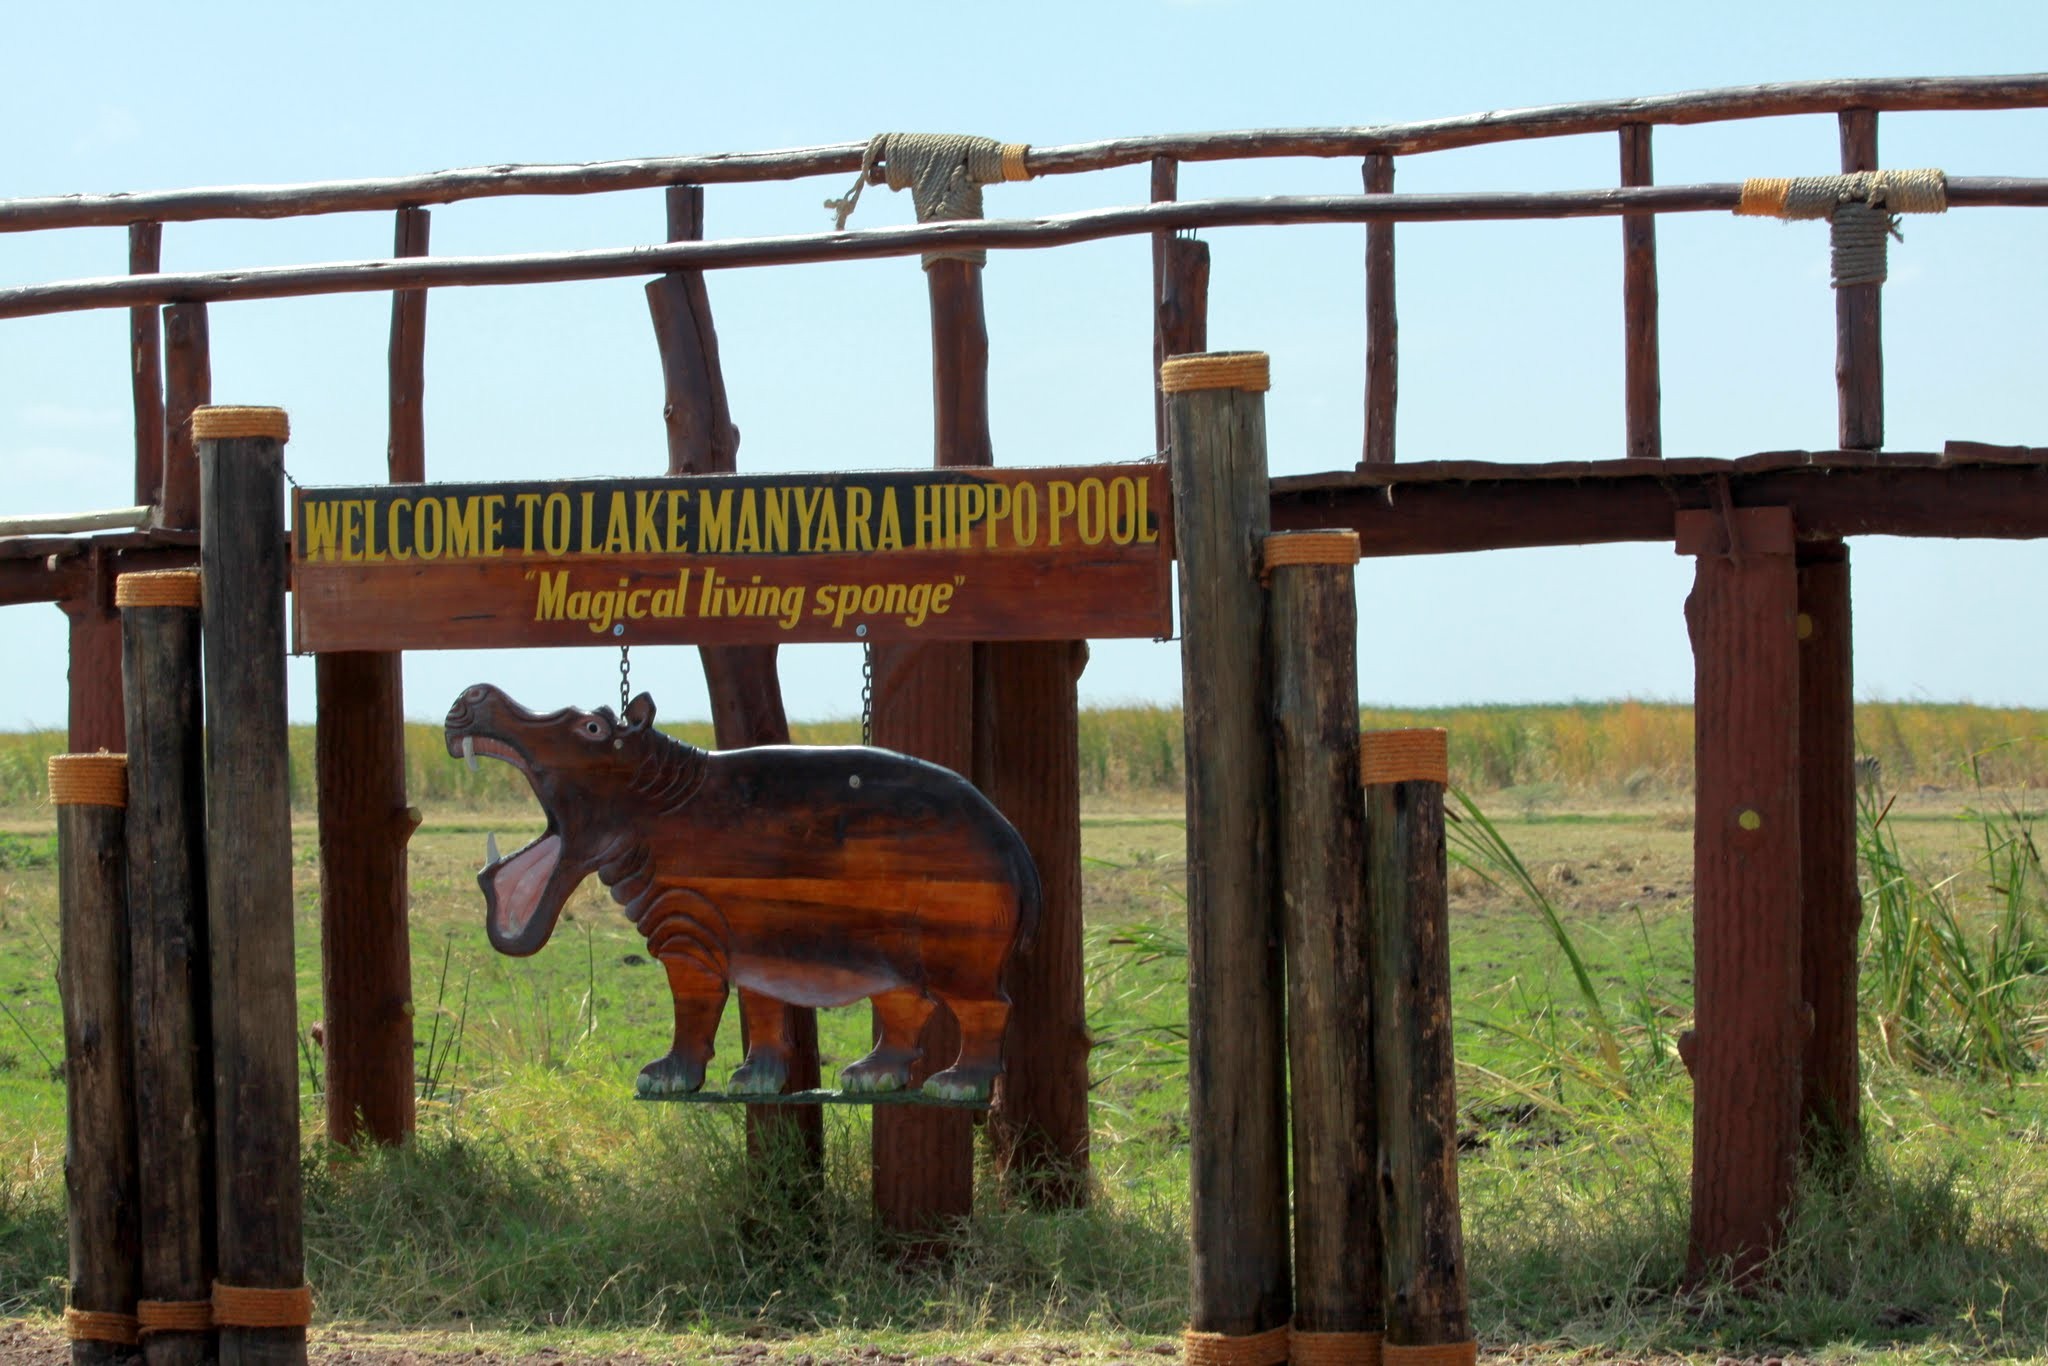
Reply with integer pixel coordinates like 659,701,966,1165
0,700,2040,812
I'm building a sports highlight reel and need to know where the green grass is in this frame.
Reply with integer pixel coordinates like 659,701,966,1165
1,715,2045,1360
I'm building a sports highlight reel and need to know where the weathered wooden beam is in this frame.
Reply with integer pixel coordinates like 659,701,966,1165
1269,534,1381,1347
1151,157,1177,453
1167,352,1291,1347
61,549,124,753
117,570,214,1366
316,651,416,1147
387,207,429,482
1362,154,1398,465
130,223,165,508
645,184,822,1176
1362,730,1471,1360
1678,506,1803,1286
1838,111,1883,450
1160,234,1210,376
161,303,210,531
978,637,1092,1208
1621,125,1662,460
198,407,308,1366
7,73,2045,233
1798,541,1860,1159
1270,452,2048,553
9,178,2044,321
52,753,140,1366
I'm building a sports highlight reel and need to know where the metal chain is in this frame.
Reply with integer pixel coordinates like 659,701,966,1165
619,646,631,713
860,642,874,747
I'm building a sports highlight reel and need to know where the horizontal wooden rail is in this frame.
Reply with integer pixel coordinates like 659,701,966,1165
3,74,2042,234
3,178,2043,321
0,506,153,537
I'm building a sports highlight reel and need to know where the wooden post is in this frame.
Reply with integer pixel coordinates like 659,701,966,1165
1165,351,1290,1356
117,570,216,1366
1151,157,1176,451
1677,506,1803,1284
314,208,427,1148
51,753,141,1366
1363,153,1398,465
1837,111,1882,450
315,652,416,1146
868,246,989,1242
131,222,166,509
198,407,310,1366
1620,125,1662,460
1363,729,1473,1364
387,207,430,482
162,303,211,532
644,184,823,1175
1161,231,1211,378
62,548,125,753
978,636,1092,1207
1798,541,1859,1157
1269,532,1382,1353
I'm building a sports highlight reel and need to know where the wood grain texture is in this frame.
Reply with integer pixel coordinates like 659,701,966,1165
1366,775,1468,1347
1150,158,1178,453
1797,541,1860,1158
388,207,430,483
63,569,125,754
1620,125,1662,460
58,796,140,1366
120,598,216,1366
316,652,416,1146
649,182,820,1174
1161,237,1210,401
8,74,2043,233
1271,453,2048,554
1678,506,1803,1286
1362,154,1397,466
1170,369,1290,1336
1837,111,1882,450
978,638,1092,1208
200,431,306,1366
161,304,210,532
1271,560,1380,1334
130,222,165,509
14,177,2046,321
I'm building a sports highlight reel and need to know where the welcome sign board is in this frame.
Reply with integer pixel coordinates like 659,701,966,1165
290,463,1172,653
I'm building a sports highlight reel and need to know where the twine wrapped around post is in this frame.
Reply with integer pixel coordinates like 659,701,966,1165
1291,1329,1386,1366
1733,169,1946,287
136,1299,214,1336
825,132,1031,266
63,1309,141,1346
210,1282,314,1328
1182,1325,1292,1366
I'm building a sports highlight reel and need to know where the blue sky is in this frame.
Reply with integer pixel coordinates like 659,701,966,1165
3,2,2043,727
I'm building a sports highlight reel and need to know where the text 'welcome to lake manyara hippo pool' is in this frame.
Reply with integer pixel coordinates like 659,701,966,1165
444,683,1039,1102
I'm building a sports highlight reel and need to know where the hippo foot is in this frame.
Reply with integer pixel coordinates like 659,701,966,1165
840,1048,918,1094
637,1051,707,1098
726,1050,789,1096
924,1064,999,1103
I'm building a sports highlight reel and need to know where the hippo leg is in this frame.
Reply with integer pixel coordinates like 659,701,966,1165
924,996,1011,1102
840,988,934,1094
727,988,792,1096
638,957,728,1097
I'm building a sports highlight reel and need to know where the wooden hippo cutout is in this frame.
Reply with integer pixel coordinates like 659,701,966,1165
444,683,1038,1102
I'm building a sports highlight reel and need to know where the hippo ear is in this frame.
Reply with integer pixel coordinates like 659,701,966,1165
624,692,657,730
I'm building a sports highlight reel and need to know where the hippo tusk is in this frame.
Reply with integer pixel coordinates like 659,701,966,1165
485,830,500,870
463,736,478,772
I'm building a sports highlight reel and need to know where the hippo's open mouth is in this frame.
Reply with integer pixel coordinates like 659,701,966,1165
454,731,567,956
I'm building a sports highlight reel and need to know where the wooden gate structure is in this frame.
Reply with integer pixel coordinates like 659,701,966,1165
7,72,2048,1353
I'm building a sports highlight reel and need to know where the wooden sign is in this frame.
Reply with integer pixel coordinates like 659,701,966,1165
292,463,1171,653
445,683,1036,1103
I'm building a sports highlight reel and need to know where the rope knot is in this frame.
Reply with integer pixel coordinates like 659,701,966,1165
824,132,1031,268
1734,168,1946,288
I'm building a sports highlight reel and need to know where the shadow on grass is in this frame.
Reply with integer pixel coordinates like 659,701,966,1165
304,1101,1187,1336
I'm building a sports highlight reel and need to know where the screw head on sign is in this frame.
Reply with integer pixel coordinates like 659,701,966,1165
855,623,867,638
613,624,625,636
1738,809,1762,831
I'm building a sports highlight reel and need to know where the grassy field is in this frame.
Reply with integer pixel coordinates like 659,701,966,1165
1,705,2044,1362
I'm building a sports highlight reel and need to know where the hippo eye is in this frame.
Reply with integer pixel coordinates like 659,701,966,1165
581,718,608,740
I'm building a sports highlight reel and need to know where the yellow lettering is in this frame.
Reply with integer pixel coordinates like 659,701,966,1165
876,489,902,551
983,485,1010,548
515,493,543,553
339,499,364,561
481,495,507,556
915,484,945,549
846,487,873,552
734,490,761,553
361,500,386,562
1012,483,1039,546
762,487,791,553
602,492,631,554
634,490,662,553
700,489,732,552
301,500,343,562
1078,477,1107,545
442,496,478,559
578,492,600,554
387,498,412,561
666,490,689,552
1048,481,1077,546
543,493,572,556
534,570,569,620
